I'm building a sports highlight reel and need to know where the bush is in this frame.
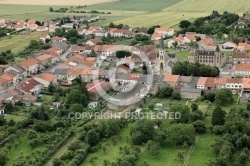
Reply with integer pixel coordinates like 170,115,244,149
212,125,225,135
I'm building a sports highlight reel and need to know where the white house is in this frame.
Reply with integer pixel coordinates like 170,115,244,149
233,64,250,77
154,28,174,36
19,58,39,76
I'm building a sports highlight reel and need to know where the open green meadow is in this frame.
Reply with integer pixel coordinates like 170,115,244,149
0,31,44,53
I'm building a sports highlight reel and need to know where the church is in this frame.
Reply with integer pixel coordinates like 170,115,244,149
154,37,177,75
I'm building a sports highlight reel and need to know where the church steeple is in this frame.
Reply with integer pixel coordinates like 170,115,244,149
159,35,164,50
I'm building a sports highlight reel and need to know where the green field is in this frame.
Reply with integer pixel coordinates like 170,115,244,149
0,31,44,53
1,0,250,27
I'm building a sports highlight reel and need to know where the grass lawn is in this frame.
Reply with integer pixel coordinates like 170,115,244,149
4,114,27,122
0,31,44,53
41,94,54,103
137,144,189,166
81,123,133,166
188,134,216,166
176,51,188,59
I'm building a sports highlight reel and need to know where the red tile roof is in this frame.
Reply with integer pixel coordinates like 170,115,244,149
19,79,41,93
35,54,51,61
20,58,38,68
86,80,110,93
163,75,180,83
37,73,56,82
197,77,207,85
235,64,250,71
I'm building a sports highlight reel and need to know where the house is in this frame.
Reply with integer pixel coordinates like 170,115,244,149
131,54,150,65
163,75,180,88
184,34,196,43
40,34,50,43
82,60,95,69
70,54,86,63
222,42,237,49
4,65,25,80
49,25,60,32
137,27,148,35
33,73,57,87
19,58,39,76
197,77,207,89
113,29,124,37
121,25,132,31
18,78,43,95
243,13,250,20
95,29,106,37
36,26,48,32
151,32,162,40
66,69,82,83
14,23,25,31
86,38,102,46
34,54,52,67
200,38,215,46
167,35,185,48
225,78,243,93
0,77,9,90
86,80,110,100
0,18,5,25
70,46,84,53
53,68,68,80
86,26,102,35
154,28,174,37
235,20,247,28
76,28,86,35
46,46,64,55
233,64,250,77
232,52,250,64
62,23,74,29
123,30,135,38
180,88,201,99
51,36,67,43
214,77,227,89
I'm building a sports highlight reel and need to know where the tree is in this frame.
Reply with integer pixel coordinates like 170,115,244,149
0,115,6,126
239,147,249,165
212,107,226,126
85,129,99,146
167,123,196,146
179,20,191,29
215,89,233,106
109,22,115,28
147,141,160,157
116,50,132,58
130,119,155,145
191,103,198,112
66,29,78,39
65,89,87,107
53,28,64,37
48,83,56,93
170,104,190,123
157,86,173,98
192,120,206,133
171,92,181,100
0,152,7,166
247,103,250,111
49,7,54,12
147,25,160,34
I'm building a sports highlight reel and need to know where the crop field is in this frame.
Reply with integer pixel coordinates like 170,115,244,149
1,0,250,27
0,0,116,6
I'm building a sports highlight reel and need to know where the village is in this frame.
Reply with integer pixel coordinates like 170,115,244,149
0,12,250,114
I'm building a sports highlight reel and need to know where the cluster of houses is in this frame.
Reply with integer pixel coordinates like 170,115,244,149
2,12,250,113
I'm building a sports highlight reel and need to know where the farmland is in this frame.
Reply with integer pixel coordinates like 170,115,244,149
1,0,250,27
0,0,117,6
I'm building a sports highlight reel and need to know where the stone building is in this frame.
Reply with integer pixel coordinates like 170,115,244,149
188,43,228,68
